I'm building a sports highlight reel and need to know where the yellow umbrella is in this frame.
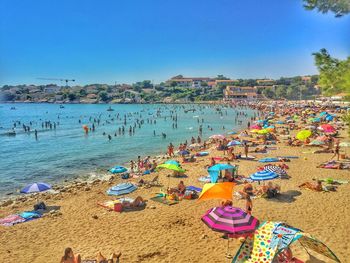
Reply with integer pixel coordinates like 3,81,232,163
250,129,260,133
198,182,235,201
257,129,270,135
296,130,312,141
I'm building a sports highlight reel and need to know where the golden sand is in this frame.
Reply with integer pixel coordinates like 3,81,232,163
0,132,349,262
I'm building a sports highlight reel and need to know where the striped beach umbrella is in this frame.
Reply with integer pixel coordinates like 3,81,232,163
20,182,51,194
209,134,226,140
107,182,137,196
263,165,287,176
201,206,260,237
227,140,241,147
250,170,278,181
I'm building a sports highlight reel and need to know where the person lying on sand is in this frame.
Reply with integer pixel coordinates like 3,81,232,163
61,247,81,263
299,180,323,191
121,196,145,208
253,146,267,153
96,251,122,263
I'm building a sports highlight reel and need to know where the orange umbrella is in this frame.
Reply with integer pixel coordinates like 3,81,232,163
198,182,235,201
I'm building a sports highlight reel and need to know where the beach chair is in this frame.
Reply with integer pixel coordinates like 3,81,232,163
143,175,162,188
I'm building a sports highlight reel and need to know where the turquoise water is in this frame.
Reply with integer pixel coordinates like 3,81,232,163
0,103,255,196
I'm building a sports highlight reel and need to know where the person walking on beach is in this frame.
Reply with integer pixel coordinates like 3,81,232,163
330,140,340,161
243,142,249,158
168,143,174,157
245,195,252,215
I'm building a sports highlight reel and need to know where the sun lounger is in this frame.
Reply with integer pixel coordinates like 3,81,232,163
150,196,179,206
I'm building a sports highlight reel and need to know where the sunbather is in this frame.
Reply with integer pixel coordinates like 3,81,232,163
96,251,122,263
121,196,145,208
299,180,323,191
61,248,81,263
255,182,281,197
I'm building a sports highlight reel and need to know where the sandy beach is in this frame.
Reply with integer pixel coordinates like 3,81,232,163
0,117,349,263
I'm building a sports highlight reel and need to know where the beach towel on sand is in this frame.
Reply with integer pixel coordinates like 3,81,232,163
150,196,178,206
0,214,26,226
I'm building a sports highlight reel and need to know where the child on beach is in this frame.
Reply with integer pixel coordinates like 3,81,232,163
245,195,253,215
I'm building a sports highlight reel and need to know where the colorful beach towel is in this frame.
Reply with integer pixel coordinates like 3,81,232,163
150,196,179,206
186,186,202,193
0,214,26,226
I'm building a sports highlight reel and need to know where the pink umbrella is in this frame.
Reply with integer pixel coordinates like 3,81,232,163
250,125,262,130
201,206,259,238
319,124,336,133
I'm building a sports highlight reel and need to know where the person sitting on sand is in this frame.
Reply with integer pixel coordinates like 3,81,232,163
299,180,323,191
61,247,81,263
96,251,122,263
221,199,233,207
121,196,145,208
168,181,186,195
255,182,281,197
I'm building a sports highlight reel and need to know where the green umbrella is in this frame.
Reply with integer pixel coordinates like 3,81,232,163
157,163,185,173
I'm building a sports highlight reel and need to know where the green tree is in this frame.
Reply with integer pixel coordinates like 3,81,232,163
262,88,275,99
313,49,350,95
215,75,230,80
99,91,109,102
68,93,77,101
303,0,350,17
79,89,87,96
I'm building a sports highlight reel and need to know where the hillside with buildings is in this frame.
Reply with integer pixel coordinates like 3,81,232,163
0,74,325,103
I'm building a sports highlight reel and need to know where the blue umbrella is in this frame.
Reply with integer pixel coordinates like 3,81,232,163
20,182,51,194
320,111,328,117
179,150,190,156
227,140,241,147
276,121,284,124
250,170,278,181
107,182,137,196
227,131,237,135
110,166,128,174
165,160,180,166
259,157,280,163
325,115,334,121
208,164,235,183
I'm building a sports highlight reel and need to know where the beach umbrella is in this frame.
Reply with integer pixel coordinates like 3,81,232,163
320,111,328,117
296,130,312,141
210,134,226,140
257,129,270,135
263,165,287,176
250,170,278,181
239,132,250,137
227,131,237,135
20,182,51,194
319,124,336,133
164,160,180,166
325,115,334,121
107,182,137,196
276,121,284,124
227,140,241,147
178,150,190,156
198,182,235,201
109,166,127,174
201,206,260,237
156,163,185,173
250,125,261,130
250,129,260,133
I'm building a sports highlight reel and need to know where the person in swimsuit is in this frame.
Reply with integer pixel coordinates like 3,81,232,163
330,140,340,161
61,248,81,263
299,180,323,191
240,183,254,197
245,195,252,215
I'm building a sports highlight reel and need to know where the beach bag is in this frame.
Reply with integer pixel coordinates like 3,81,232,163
121,173,130,179
34,202,46,211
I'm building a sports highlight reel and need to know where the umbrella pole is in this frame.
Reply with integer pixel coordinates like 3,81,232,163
225,238,232,259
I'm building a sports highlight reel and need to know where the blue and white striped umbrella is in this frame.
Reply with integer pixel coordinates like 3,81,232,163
250,170,278,181
107,182,137,196
227,140,241,147
20,182,52,194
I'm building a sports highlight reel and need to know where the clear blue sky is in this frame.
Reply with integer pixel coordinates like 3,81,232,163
0,0,349,85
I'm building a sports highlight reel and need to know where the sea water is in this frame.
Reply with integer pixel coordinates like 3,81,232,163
0,103,255,196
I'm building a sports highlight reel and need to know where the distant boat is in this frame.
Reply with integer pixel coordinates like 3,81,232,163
60,105,65,109
107,106,114,111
